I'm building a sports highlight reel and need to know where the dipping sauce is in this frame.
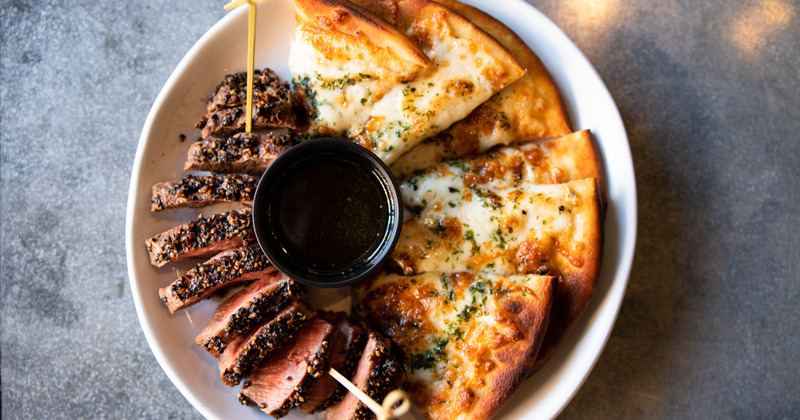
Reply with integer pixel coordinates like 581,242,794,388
252,138,403,288
271,157,388,271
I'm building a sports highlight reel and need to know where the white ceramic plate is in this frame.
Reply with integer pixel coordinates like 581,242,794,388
125,0,637,418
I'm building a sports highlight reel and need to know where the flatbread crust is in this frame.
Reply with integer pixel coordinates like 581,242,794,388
355,0,523,83
392,129,602,183
354,272,556,420
294,0,430,67
390,0,573,174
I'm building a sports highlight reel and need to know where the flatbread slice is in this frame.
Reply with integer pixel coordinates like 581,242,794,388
352,0,526,163
354,272,556,420
290,0,431,137
393,177,602,276
392,129,602,183
390,0,573,174
302,0,525,164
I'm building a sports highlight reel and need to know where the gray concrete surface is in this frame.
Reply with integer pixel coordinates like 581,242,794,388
2,0,799,418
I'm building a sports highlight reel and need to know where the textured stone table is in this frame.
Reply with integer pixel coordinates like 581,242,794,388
2,0,798,418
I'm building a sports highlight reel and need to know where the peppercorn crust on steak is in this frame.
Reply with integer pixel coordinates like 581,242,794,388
291,0,525,165
354,272,556,420
353,0,573,177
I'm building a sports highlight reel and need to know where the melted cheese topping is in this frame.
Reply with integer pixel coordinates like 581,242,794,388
291,12,520,165
357,272,551,420
391,130,596,182
289,23,423,136
361,15,511,163
396,169,597,276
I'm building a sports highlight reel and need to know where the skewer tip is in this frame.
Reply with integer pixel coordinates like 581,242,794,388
328,367,410,420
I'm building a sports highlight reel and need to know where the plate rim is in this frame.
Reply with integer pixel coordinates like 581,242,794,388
125,1,638,419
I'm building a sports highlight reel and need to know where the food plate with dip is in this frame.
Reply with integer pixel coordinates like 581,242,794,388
125,0,637,418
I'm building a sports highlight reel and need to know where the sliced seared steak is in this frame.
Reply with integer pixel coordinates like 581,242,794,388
238,316,336,418
219,301,315,387
158,246,272,313
205,69,283,112
196,69,302,137
299,312,368,413
325,331,404,420
145,209,255,267
184,132,292,175
150,173,258,212
195,272,307,357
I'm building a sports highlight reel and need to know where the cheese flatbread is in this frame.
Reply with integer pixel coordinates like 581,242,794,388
291,2,605,417
393,173,603,370
386,0,573,174
290,0,431,137
354,0,525,164
354,272,555,420
294,0,525,164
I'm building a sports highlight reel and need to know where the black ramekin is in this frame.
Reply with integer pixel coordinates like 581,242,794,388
252,137,403,288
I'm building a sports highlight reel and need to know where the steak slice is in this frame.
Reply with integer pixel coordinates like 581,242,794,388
299,313,368,413
145,209,255,267
238,316,336,418
150,173,258,212
325,331,404,420
219,301,315,387
195,272,307,357
205,68,283,112
184,132,292,176
204,69,296,111
196,69,302,137
158,246,272,313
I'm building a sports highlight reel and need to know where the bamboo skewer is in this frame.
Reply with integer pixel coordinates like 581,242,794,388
224,0,267,133
329,367,410,420
245,1,256,133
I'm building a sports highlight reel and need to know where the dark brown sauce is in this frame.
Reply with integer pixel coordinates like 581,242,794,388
270,157,388,272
